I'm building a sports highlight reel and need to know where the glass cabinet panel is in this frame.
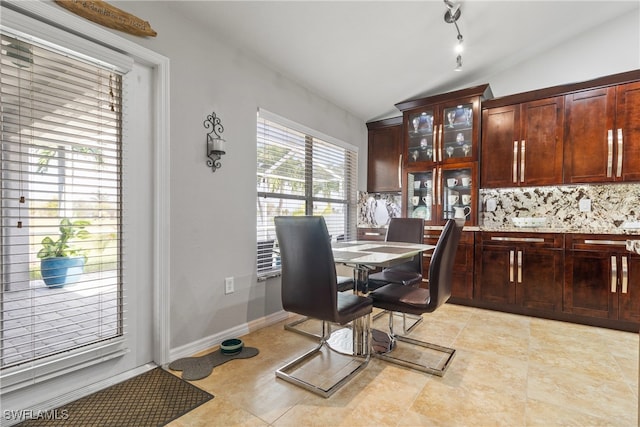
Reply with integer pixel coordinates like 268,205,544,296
407,109,435,164
442,103,473,161
407,171,434,221
442,167,473,221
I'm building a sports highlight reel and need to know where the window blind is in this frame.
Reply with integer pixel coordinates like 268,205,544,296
0,33,123,371
256,111,357,277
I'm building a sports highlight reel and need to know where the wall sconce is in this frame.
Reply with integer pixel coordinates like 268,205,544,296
204,111,226,172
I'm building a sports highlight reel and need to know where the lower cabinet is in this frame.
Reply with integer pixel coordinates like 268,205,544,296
564,235,640,324
476,232,563,313
423,230,474,301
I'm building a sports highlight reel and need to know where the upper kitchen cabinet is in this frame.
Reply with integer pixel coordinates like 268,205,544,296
564,74,640,184
366,117,403,192
481,97,564,188
396,84,492,167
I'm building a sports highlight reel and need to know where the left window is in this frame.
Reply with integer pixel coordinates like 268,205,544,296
0,34,122,369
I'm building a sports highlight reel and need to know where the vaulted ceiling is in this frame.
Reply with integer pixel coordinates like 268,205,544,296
168,1,639,122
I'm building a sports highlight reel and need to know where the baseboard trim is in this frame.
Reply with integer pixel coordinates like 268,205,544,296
168,310,291,362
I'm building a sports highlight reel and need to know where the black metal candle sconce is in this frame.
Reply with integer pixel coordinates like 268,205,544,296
205,112,226,172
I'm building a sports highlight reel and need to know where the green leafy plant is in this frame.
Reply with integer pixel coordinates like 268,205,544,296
37,218,91,259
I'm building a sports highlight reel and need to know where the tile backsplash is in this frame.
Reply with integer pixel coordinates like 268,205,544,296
480,183,640,233
357,192,402,227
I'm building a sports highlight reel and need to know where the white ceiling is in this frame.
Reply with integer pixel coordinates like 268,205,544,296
167,1,639,122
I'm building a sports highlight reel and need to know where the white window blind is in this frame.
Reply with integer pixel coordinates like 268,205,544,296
256,110,357,277
0,33,123,372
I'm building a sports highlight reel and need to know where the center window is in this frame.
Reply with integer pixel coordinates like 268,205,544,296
256,109,358,277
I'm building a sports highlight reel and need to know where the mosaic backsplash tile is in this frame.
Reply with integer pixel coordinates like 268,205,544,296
357,192,402,227
480,183,640,234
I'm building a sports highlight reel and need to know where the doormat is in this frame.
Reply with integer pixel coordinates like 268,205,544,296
16,367,213,427
169,346,259,381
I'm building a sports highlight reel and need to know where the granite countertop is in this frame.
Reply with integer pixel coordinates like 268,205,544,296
361,223,640,235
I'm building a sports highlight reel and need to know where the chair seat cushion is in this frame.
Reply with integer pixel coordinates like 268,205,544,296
369,283,433,315
335,293,372,325
368,270,422,287
337,275,354,292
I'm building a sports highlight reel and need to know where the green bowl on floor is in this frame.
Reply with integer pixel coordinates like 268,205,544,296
220,338,243,355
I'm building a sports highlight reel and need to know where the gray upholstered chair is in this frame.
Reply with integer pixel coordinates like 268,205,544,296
274,216,372,397
366,217,425,291
367,217,425,331
368,219,463,376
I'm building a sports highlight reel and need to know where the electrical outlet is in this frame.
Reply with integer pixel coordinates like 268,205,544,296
579,198,591,212
224,277,234,294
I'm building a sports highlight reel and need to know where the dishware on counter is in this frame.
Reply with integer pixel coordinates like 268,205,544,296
454,206,471,219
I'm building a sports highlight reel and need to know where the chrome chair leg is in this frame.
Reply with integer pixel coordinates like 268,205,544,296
276,314,371,398
284,316,321,339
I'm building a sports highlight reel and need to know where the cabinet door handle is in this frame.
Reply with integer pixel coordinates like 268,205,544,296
622,256,628,294
517,250,523,283
509,250,515,283
607,129,613,178
617,128,623,178
520,140,526,183
513,140,518,183
398,154,402,188
584,240,626,246
438,124,443,162
436,168,441,206
432,167,437,204
611,255,617,293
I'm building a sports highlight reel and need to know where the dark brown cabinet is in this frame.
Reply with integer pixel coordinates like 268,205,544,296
476,232,563,313
397,85,492,226
481,97,564,188
564,80,640,183
564,235,640,324
366,117,403,192
423,229,474,301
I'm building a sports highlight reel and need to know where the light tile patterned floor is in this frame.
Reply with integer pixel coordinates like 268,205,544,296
167,304,638,427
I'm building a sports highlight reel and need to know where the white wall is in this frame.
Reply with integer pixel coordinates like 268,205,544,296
481,10,640,98
108,2,368,352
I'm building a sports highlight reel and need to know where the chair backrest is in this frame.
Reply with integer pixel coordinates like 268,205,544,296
427,219,463,310
274,216,339,322
385,217,425,273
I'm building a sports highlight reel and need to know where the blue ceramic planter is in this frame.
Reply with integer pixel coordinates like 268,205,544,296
41,257,85,288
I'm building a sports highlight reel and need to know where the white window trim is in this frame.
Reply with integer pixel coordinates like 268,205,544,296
1,0,171,375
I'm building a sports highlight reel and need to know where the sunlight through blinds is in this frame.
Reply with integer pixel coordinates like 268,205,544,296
256,109,357,277
0,33,124,371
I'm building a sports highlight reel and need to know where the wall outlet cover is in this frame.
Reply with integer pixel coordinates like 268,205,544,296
579,198,591,212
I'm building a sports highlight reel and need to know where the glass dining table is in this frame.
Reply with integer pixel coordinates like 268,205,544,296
329,240,436,356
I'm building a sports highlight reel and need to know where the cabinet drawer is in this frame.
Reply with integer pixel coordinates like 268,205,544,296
480,232,563,249
357,227,386,241
566,234,630,252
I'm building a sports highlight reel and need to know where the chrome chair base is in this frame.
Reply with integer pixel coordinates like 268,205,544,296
374,335,455,377
373,311,454,376
276,315,371,398
372,311,423,335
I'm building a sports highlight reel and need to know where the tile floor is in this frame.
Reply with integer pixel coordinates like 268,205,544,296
167,304,638,426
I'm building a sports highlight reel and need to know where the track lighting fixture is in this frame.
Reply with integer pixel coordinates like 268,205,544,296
444,0,464,71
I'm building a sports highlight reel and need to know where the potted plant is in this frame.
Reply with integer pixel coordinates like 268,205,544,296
37,218,91,288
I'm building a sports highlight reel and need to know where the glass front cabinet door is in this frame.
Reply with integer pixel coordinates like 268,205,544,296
407,164,477,225
407,109,436,165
